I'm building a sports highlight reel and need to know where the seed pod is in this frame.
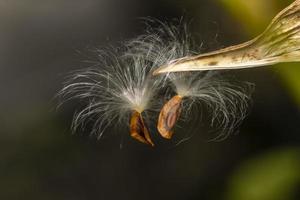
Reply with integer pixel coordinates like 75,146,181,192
157,95,183,139
153,0,300,74
130,110,154,146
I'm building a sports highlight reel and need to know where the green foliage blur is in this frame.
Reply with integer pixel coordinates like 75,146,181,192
226,148,300,200
215,1,300,199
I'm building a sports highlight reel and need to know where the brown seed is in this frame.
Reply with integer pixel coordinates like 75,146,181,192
129,110,154,146
157,95,182,139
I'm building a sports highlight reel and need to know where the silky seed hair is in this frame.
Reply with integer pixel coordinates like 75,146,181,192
125,18,196,74
168,72,253,141
58,46,163,139
128,19,253,140
58,19,253,143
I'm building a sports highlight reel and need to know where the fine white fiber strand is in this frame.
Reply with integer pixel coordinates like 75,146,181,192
58,18,253,142
125,18,196,72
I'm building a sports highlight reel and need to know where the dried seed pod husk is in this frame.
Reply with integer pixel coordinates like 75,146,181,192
153,0,300,74
157,95,183,139
130,110,154,146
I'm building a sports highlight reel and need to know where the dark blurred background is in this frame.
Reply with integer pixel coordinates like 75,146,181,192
1,0,299,200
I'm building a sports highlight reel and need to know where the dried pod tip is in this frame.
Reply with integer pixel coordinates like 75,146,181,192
130,110,154,146
153,0,300,74
157,95,183,139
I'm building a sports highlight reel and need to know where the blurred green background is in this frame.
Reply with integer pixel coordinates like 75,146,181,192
0,0,299,199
